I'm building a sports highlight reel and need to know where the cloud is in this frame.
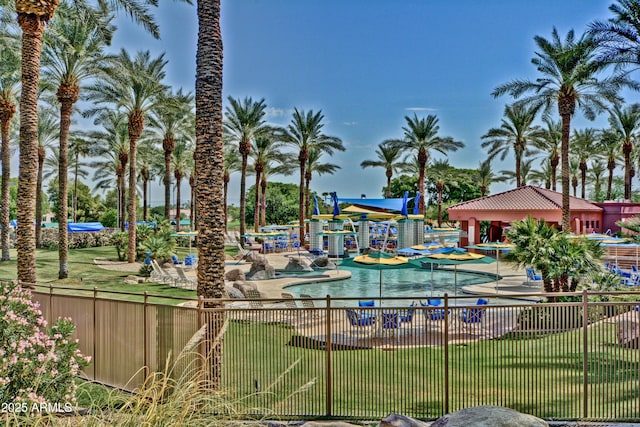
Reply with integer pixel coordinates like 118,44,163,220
404,107,438,112
264,107,293,118
342,121,358,126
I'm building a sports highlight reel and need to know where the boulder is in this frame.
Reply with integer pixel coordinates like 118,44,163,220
224,285,244,299
313,256,336,269
124,275,145,285
379,414,429,427
225,268,246,282
284,257,314,272
246,255,276,280
233,281,257,296
430,406,548,427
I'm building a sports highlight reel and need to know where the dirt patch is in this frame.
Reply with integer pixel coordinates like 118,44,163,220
93,257,142,273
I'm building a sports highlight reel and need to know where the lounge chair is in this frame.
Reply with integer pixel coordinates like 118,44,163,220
150,260,176,285
244,289,265,309
300,293,319,317
381,312,400,338
525,267,542,285
234,243,251,263
281,292,299,309
460,298,489,335
346,309,376,335
174,267,196,290
421,298,447,320
400,302,416,323
171,254,183,266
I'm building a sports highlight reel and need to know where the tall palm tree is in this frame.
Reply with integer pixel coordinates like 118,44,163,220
136,138,161,222
389,114,463,214
10,0,162,286
607,104,640,199
0,39,20,261
590,0,640,66
529,158,553,189
222,145,240,231
69,135,92,223
223,96,268,243
571,128,599,199
249,133,285,232
36,108,58,249
42,4,112,278
89,110,129,230
598,128,623,200
533,118,562,191
426,159,454,227
500,158,536,187
279,108,345,231
589,159,607,201
360,141,404,198
481,103,541,188
86,49,168,263
476,159,503,197
493,28,634,232
305,148,340,220
171,139,193,232
194,0,225,388
146,88,194,220
570,157,580,197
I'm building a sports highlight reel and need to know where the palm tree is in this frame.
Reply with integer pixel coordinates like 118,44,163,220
571,128,599,199
194,0,225,388
360,141,404,198
598,128,623,200
222,145,240,231
533,118,562,191
305,148,340,220
589,159,607,201
590,0,640,66
481,103,542,188
607,104,640,199
136,139,161,222
89,110,129,230
476,159,503,197
500,158,536,187
249,133,285,232
259,161,295,227
529,159,553,189
570,157,580,197
279,108,345,231
172,140,193,232
223,96,268,243
86,49,168,263
0,39,20,261
389,114,463,214
36,108,58,249
42,5,112,277
146,88,194,220
10,0,162,286
493,28,634,232
426,159,454,227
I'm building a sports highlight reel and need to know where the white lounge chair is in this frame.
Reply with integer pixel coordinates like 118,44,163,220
174,267,196,290
150,260,176,285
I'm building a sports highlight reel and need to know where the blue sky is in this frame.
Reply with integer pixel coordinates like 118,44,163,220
108,0,626,205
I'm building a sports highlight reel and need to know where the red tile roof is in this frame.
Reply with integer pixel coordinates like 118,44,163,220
448,186,603,212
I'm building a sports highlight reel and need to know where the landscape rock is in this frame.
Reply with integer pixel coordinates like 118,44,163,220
284,257,314,272
224,285,244,299
312,256,336,269
225,269,246,282
379,413,429,427
430,405,548,427
124,275,145,285
233,281,257,296
246,255,276,280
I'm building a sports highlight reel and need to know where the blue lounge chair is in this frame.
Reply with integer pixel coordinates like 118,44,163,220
171,254,183,266
525,267,542,284
400,302,416,323
460,298,489,335
382,312,400,338
421,298,448,320
346,309,376,336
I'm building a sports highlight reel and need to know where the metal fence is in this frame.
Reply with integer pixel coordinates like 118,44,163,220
32,286,640,422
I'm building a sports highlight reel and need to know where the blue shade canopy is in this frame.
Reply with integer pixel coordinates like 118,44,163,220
401,191,409,217
413,193,421,215
338,197,405,212
313,195,320,215
331,192,340,217
68,222,104,232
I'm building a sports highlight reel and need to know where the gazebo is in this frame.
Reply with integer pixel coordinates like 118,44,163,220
447,186,604,246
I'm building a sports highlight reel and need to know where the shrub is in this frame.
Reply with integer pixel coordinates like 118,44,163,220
111,232,128,261
0,281,91,409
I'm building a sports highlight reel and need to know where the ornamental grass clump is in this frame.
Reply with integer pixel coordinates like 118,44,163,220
0,281,91,412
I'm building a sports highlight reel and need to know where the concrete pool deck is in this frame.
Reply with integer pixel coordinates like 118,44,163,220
225,252,543,301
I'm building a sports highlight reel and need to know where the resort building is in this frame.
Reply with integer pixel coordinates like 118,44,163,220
447,185,640,246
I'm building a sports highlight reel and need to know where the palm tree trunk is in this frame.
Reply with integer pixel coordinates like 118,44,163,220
223,175,229,231
304,176,311,221
57,92,76,278
239,150,248,245
143,178,148,222
127,111,144,263
164,149,172,219
607,165,614,200
119,173,126,232
551,155,558,192
624,140,632,200
437,185,443,227
35,146,44,249
17,14,47,286
385,170,392,198
261,178,267,227
195,0,225,389
580,165,587,199
0,108,13,261
515,151,522,188
298,160,306,231
253,171,260,232
560,113,571,232
175,177,181,232
73,154,79,222
189,175,195,229
418,164,426,215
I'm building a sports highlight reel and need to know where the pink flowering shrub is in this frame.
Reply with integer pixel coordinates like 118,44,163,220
0,281,91,407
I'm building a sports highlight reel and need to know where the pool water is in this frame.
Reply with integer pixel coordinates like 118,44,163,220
284,265,495,303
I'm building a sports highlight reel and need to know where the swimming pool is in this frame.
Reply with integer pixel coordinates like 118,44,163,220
284,265,495,303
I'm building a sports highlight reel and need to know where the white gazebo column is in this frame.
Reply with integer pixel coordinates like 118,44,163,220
358,219,369,252
309,219,323,253
413,217,425,245
468,218,477,245
328,220,345,258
